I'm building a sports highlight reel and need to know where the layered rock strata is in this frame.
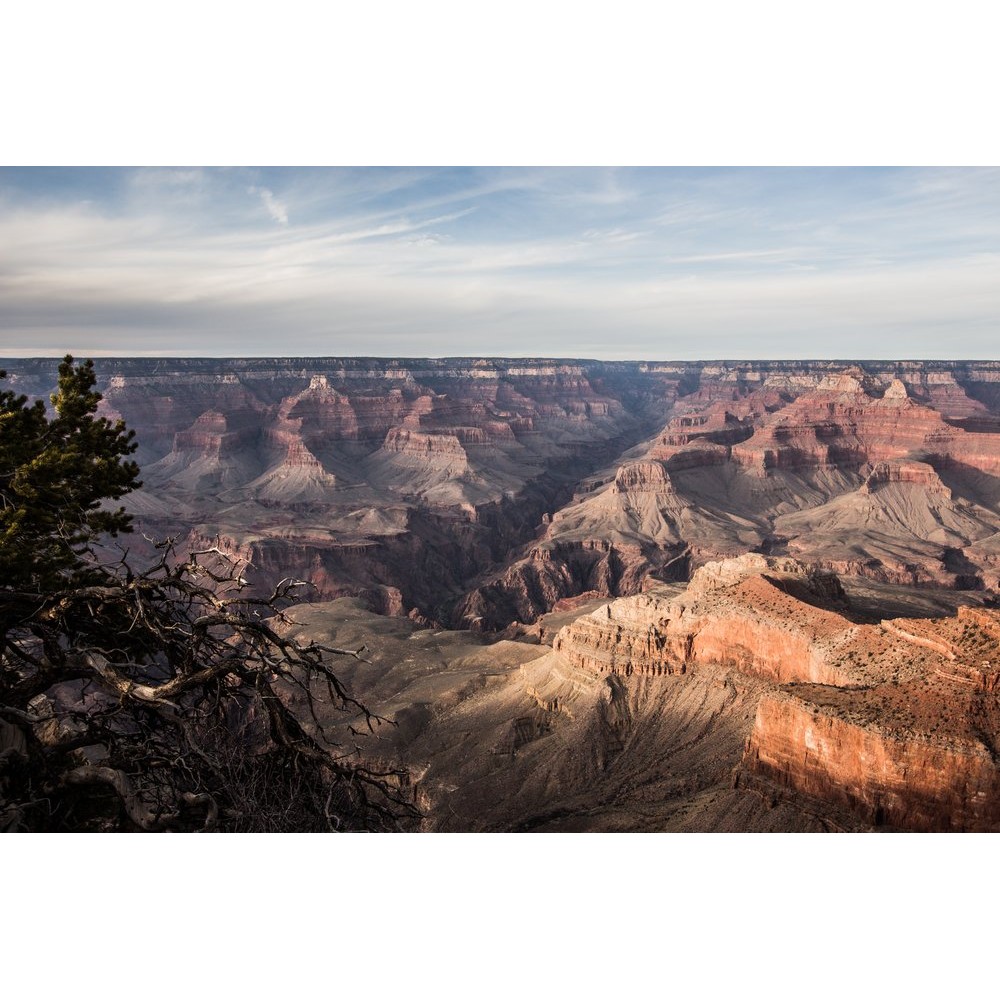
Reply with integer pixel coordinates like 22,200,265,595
276,555,999,831
548,554,1000,831
5,357,1000,624
553,555,856,685
460,363,1000,625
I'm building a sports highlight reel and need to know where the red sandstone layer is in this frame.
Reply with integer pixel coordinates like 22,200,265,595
550,554,1000,830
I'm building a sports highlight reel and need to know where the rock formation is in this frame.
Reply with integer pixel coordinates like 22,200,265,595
277,556,1000,831
6,356,1000,621
550,555,1000,830
459,362,1000,623
553,555,855,685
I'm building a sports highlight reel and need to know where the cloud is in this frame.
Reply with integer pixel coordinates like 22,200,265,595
580,227,646,245
0,167,998,359
248,185,288,225
662,248,805,265
132,168,205,188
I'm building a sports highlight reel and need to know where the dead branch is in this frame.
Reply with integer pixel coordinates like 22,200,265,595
0,538,420,832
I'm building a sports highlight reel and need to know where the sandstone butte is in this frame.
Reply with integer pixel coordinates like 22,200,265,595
550,554,1000,831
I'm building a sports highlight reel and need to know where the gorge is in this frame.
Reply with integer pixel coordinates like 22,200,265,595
5,355,1000,831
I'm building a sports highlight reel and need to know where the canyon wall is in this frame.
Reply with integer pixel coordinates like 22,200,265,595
280,555,1000,831
457,362,1000,625
545,554,1000,831
5,357,1000,627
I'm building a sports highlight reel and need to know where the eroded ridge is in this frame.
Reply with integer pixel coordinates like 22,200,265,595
551,554,1000,830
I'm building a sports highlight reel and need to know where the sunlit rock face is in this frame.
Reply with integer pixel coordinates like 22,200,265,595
541,555,1000,831
280,560,1000,831
552,555,855,685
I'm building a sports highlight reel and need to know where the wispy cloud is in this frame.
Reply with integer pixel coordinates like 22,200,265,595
249,186,288,225
663,248,805,265
0,167,997,358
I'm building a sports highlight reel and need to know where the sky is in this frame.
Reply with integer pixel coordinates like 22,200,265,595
0,165,998,360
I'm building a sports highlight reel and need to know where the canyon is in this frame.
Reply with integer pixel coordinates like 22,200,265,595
6,357,1000,623
4,355,1000,830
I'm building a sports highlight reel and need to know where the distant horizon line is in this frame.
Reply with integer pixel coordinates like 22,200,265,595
2,354,1000,365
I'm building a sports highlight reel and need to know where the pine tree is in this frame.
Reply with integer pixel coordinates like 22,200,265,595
0,355,141,589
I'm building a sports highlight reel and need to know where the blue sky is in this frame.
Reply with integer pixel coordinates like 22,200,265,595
0,166,997,358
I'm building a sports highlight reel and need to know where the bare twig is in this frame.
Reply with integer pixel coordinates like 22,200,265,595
0,538,419,832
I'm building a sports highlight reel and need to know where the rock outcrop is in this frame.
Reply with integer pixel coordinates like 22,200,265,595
544,555,1000,831
275,556,1000,831
553,556,856,685
741,692,1000,831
